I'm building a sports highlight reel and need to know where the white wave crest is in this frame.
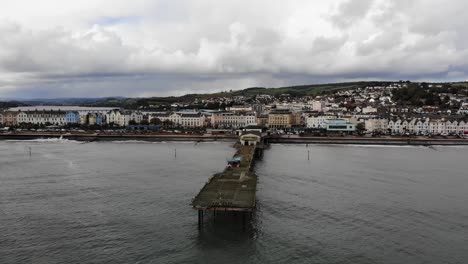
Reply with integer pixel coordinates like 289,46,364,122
5,138,83,144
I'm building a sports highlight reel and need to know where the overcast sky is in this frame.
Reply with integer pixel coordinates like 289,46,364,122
1,0,467,98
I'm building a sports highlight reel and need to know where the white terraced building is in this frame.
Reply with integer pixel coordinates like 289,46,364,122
106,110,144,126
150,112,206,128
178,113,206,127
16,110,67,125
369,118,468,135
211,112,257,128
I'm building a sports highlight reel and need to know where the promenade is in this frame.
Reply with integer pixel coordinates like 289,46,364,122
1,132,467,145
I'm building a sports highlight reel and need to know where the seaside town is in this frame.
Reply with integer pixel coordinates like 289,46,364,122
1,81,468,138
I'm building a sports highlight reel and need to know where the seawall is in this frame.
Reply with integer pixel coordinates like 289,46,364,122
1,133,468,145
265,136,468,146
0,133,238,142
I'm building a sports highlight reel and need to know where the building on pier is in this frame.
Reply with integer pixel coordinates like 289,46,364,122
240,132,261,146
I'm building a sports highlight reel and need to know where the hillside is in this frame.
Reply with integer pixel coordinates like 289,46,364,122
80,81,391,109
4,81,467,110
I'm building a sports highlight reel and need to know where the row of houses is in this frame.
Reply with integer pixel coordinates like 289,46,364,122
4,107,466,136
0,110,144,127
306,113,468,135
365,118,468,135
1,107,308,129
0,107,362,133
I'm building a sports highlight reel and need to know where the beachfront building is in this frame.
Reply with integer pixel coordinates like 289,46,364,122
17,111,28,124
179,113,206,128
429,119,448,135
148,112,180,126
0,112,3,125
80,115,87,125
3,111,19,126
65,111,80,125
106,110,122,125
130,112,144,124
388,119,404,134
306,115,336,129
325,119,356,133
459,121,468,134
414,119,430,134
267,110,294,128
366,117,468,135
16,110,66,126
211,112,257,128
256,114,269,127
364,118,389,133
87,113,104,125
149,112,206,128
103,110,141,127
118,111,132,127
149,112,170,124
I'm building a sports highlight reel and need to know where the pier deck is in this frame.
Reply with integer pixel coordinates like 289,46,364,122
192,144,258,212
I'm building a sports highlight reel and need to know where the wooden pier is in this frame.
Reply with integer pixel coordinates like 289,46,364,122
192,132,263,229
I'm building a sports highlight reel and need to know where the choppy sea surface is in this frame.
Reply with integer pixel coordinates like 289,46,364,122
1,140,467,264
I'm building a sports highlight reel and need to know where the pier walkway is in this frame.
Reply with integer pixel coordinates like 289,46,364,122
192,133,263,229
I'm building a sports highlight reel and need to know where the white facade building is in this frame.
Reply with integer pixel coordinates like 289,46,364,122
226,105,253,112
373,117,468,135
306,115,336,128
149,112,206,127
16,110,66,125
106,110,122,125
362,106,378,114
211,112,257,128
364,119,389,133
179,113,206,127
310,100,326,112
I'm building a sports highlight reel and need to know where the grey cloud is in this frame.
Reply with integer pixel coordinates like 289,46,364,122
330,0,375,28
1,0,468,98
311,35,349,54
0,23,131,74
356,30,402,55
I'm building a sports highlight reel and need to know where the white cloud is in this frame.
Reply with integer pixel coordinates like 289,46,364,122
0,0,468,98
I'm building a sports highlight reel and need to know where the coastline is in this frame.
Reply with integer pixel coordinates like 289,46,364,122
0,133,238,142
266,136,468,146
1,133,468,145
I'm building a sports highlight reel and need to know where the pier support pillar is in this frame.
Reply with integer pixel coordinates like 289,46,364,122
242,212,246,231
198,210,204,230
